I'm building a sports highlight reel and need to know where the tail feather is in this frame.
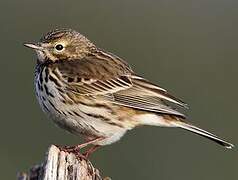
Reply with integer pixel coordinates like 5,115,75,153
171,121,234,149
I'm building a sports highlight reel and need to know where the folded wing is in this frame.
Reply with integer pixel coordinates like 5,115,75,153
52,54,187,118
65,74,187,118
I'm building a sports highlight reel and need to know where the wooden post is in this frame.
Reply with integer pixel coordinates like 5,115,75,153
17,145,109,180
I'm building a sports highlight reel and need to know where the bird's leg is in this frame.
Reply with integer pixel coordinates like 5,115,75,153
74,137,104,150
58,137,104,157
83,145,101,158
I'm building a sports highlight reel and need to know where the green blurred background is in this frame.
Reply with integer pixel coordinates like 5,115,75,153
1,0,237,179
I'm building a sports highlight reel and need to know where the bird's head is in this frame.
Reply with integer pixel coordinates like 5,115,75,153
24,28,95,63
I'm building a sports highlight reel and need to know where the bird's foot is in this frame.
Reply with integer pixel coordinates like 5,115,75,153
55,137,103,159
57,145,88,160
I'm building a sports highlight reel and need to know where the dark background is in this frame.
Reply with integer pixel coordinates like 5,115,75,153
1,0,237,179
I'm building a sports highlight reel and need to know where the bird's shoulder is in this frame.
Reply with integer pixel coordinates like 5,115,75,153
47,48,134,80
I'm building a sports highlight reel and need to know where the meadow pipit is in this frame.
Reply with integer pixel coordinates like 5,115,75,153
24,29,233,157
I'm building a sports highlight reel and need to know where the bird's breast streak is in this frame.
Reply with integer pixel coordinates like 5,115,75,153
35,69,126,139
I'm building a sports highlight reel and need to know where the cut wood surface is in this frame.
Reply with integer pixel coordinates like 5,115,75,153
17,145,110,180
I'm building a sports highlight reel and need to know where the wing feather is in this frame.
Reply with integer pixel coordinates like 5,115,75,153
66,76,132,95
63,75,186,117
50,53,187,117
110,93,185,117
132,75,188,108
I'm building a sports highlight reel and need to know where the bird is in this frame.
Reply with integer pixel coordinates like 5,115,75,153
24,28,233,157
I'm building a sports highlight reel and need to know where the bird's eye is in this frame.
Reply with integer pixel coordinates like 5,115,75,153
55,44,64,51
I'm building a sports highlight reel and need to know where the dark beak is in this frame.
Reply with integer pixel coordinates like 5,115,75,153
24,43,43,50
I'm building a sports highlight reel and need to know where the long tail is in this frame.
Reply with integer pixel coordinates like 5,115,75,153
170,121,234,149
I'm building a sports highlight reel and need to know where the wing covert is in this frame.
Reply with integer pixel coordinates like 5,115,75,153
48,52,187,118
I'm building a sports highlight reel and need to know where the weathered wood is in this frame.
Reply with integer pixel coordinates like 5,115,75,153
17,145,109,180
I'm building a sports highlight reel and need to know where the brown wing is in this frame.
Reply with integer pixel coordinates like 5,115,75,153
49,51,187,117
107,75,187,117
130,75,188,108
52,51,133,80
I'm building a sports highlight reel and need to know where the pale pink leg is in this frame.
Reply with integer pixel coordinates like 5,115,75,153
74,137,104,149
58,137,104,159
